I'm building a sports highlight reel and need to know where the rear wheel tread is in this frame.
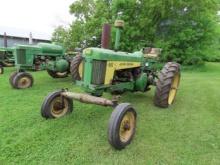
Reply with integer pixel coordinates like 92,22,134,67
154,62,181,108
70,55,83,81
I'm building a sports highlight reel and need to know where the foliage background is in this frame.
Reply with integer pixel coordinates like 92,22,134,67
52,0,220,65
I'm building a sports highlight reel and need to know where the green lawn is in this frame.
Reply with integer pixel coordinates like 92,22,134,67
0,63,220,165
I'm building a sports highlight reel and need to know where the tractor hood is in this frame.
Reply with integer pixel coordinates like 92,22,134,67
83,48,143,62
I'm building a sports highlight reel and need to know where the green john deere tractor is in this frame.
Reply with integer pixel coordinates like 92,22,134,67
0,47,15,74
41,19,181,150
9,43,73,89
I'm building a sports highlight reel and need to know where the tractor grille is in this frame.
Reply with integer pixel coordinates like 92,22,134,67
92,60,106,85
16,49,26,64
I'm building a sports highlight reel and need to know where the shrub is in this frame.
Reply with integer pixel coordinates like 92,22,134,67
184,56,204,65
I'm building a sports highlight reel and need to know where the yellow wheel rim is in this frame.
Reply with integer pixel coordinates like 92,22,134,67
50,97,68,118
168,73,180,105
119,111,135,143
78,62,83,78
18,77,31,88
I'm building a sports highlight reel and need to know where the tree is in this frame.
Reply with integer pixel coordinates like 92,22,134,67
51,26,73,50
52,0,220,64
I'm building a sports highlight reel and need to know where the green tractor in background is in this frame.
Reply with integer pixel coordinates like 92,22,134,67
0,47,15,74
41,18,181,150
9,43,75,89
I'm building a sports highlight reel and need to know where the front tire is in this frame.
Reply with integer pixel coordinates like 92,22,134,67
11,72,34,89
41,91,73,119
154,62,181,108
108,103,137,150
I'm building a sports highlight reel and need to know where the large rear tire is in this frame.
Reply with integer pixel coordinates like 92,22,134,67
41,91,73,119
70,55,83,81
108,103,137,150
47,69,68,78
11,72,34,89
154,62,181,108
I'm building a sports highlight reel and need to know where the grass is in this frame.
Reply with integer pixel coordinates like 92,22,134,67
0,63,220,164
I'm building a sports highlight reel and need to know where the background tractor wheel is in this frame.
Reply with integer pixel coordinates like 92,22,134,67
12,72,34,89
108,103,137,150
9,71,19,87
70,55,83,81
47,69,68,78
0,65,3,74
154,62,181,108
41,91,73,119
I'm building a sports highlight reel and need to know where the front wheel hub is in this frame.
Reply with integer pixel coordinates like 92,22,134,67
18,77,31,88
119,112,135,143
51,97,68,117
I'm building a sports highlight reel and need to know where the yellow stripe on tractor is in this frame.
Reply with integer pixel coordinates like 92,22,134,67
104,61,141,85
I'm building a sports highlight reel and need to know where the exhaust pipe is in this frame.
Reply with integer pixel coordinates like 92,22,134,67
101,24,111,49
